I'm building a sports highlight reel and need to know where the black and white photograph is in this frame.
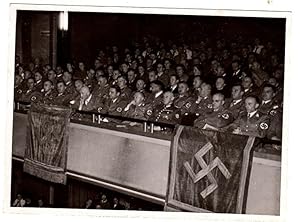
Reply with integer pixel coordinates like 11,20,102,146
1,1,298,222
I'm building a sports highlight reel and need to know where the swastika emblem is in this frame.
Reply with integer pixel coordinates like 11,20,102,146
184,142,231,198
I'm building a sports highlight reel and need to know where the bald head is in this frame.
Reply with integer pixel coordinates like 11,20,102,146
80,86,91,101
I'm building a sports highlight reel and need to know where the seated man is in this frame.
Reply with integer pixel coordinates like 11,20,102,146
40,80,57,105
225,96,270,138
71,86,101,112
173,81,194,110
19,77,42,104
150,91,181,125
225,83,246,119
54,81,73,106
123,91,152,121
98,85,128,117
259,84,280,115
194,93,234,130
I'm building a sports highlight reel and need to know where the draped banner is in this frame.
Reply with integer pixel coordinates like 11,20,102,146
165,125,258,213
23,103,72,184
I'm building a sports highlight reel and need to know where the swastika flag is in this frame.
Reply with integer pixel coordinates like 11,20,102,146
165,125,258,213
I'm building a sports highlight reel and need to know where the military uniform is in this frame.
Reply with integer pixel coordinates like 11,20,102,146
227,110,270,138
122,102,153,120
40,89,58,105
120,86,132,101
34,80,44,93
157,72,169,88
14,85,24,101
173,94,194,110
150,103,181,125
194,107,234,129
146,92,164,108
224,98,245,119
92,84,110,103
65,81,76,95
258,100,279,115
99,97,128,116
19,89,42,103
54,92,73,106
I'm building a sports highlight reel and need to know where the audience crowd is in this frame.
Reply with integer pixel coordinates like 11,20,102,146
14,34,284,141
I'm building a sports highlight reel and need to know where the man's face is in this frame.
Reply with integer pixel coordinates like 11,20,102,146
163,92,174,105
112,70,120,80
48,70,56,80
107,66,114,75
56,66,63,74
148,71,157,82
200,84,210,98
109,88,119,100
136,80,145,91
15,75,22,85
95,70,104,79
24,71,32,79
176,66,184,76
245,97,258,113
164,60,171,69
117,77,126,89
134,92,144,105
232,62,240,72
34,72,42,82
27,79,35,89
98,76,107,86
80,87,90,101
43,81,52,92
146,59,153,68
138,66,144,74
262,86,275,101
193,77,202,89
150,83,160,93
216,67,225,76
212,94,224,110
127,71,136,82
242,77,252,89
63,72,71,83
78,62,85,71
57,82,65,94
121,64,128,73
94,59,101,69
156,64,164,73
193,66,201,76
178,83,188,95
215,78,225,90
169,76,178,86
75,80,83,92
268,78,278,87
232,86,243,100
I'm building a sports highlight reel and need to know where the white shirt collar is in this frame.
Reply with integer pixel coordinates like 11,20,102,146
233,99,242,104
262,100,271,105
112,98,118,103
85,94,92,105
155,90,163,98
248,110,258,118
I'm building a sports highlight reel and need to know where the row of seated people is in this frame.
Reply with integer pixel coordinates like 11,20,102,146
14,65,282,141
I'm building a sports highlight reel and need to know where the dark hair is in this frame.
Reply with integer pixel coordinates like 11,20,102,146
110,85,121,94
150,80,164,90
263,83,277,93
246,95,260,104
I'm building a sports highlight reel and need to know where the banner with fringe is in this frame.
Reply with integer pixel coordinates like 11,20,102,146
23,103,72,184
165,125,257,213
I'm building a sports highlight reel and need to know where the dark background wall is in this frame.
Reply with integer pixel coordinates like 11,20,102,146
16,11,286,68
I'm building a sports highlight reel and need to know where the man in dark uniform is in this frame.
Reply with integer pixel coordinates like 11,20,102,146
134,79,150,101
54,81,73,106
146,80,164,108
40,80,57,105
92,74,110,104
166,74,179,95
98,85,128,117
267,105,283,141
225,96,270,138
19,78,42,104
181,82,213,125
242,76,258,99
150,91,181,125
14,74,24,101
156,62,169,87
117,75,132,101
194,93,234,130
191,75,203,97
127,69,137,90
122,91,152,121
173,81,194,110
63,71,76,95
34,71,44,93
258,84,280,115
225,84,245,119
47,69,57,89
